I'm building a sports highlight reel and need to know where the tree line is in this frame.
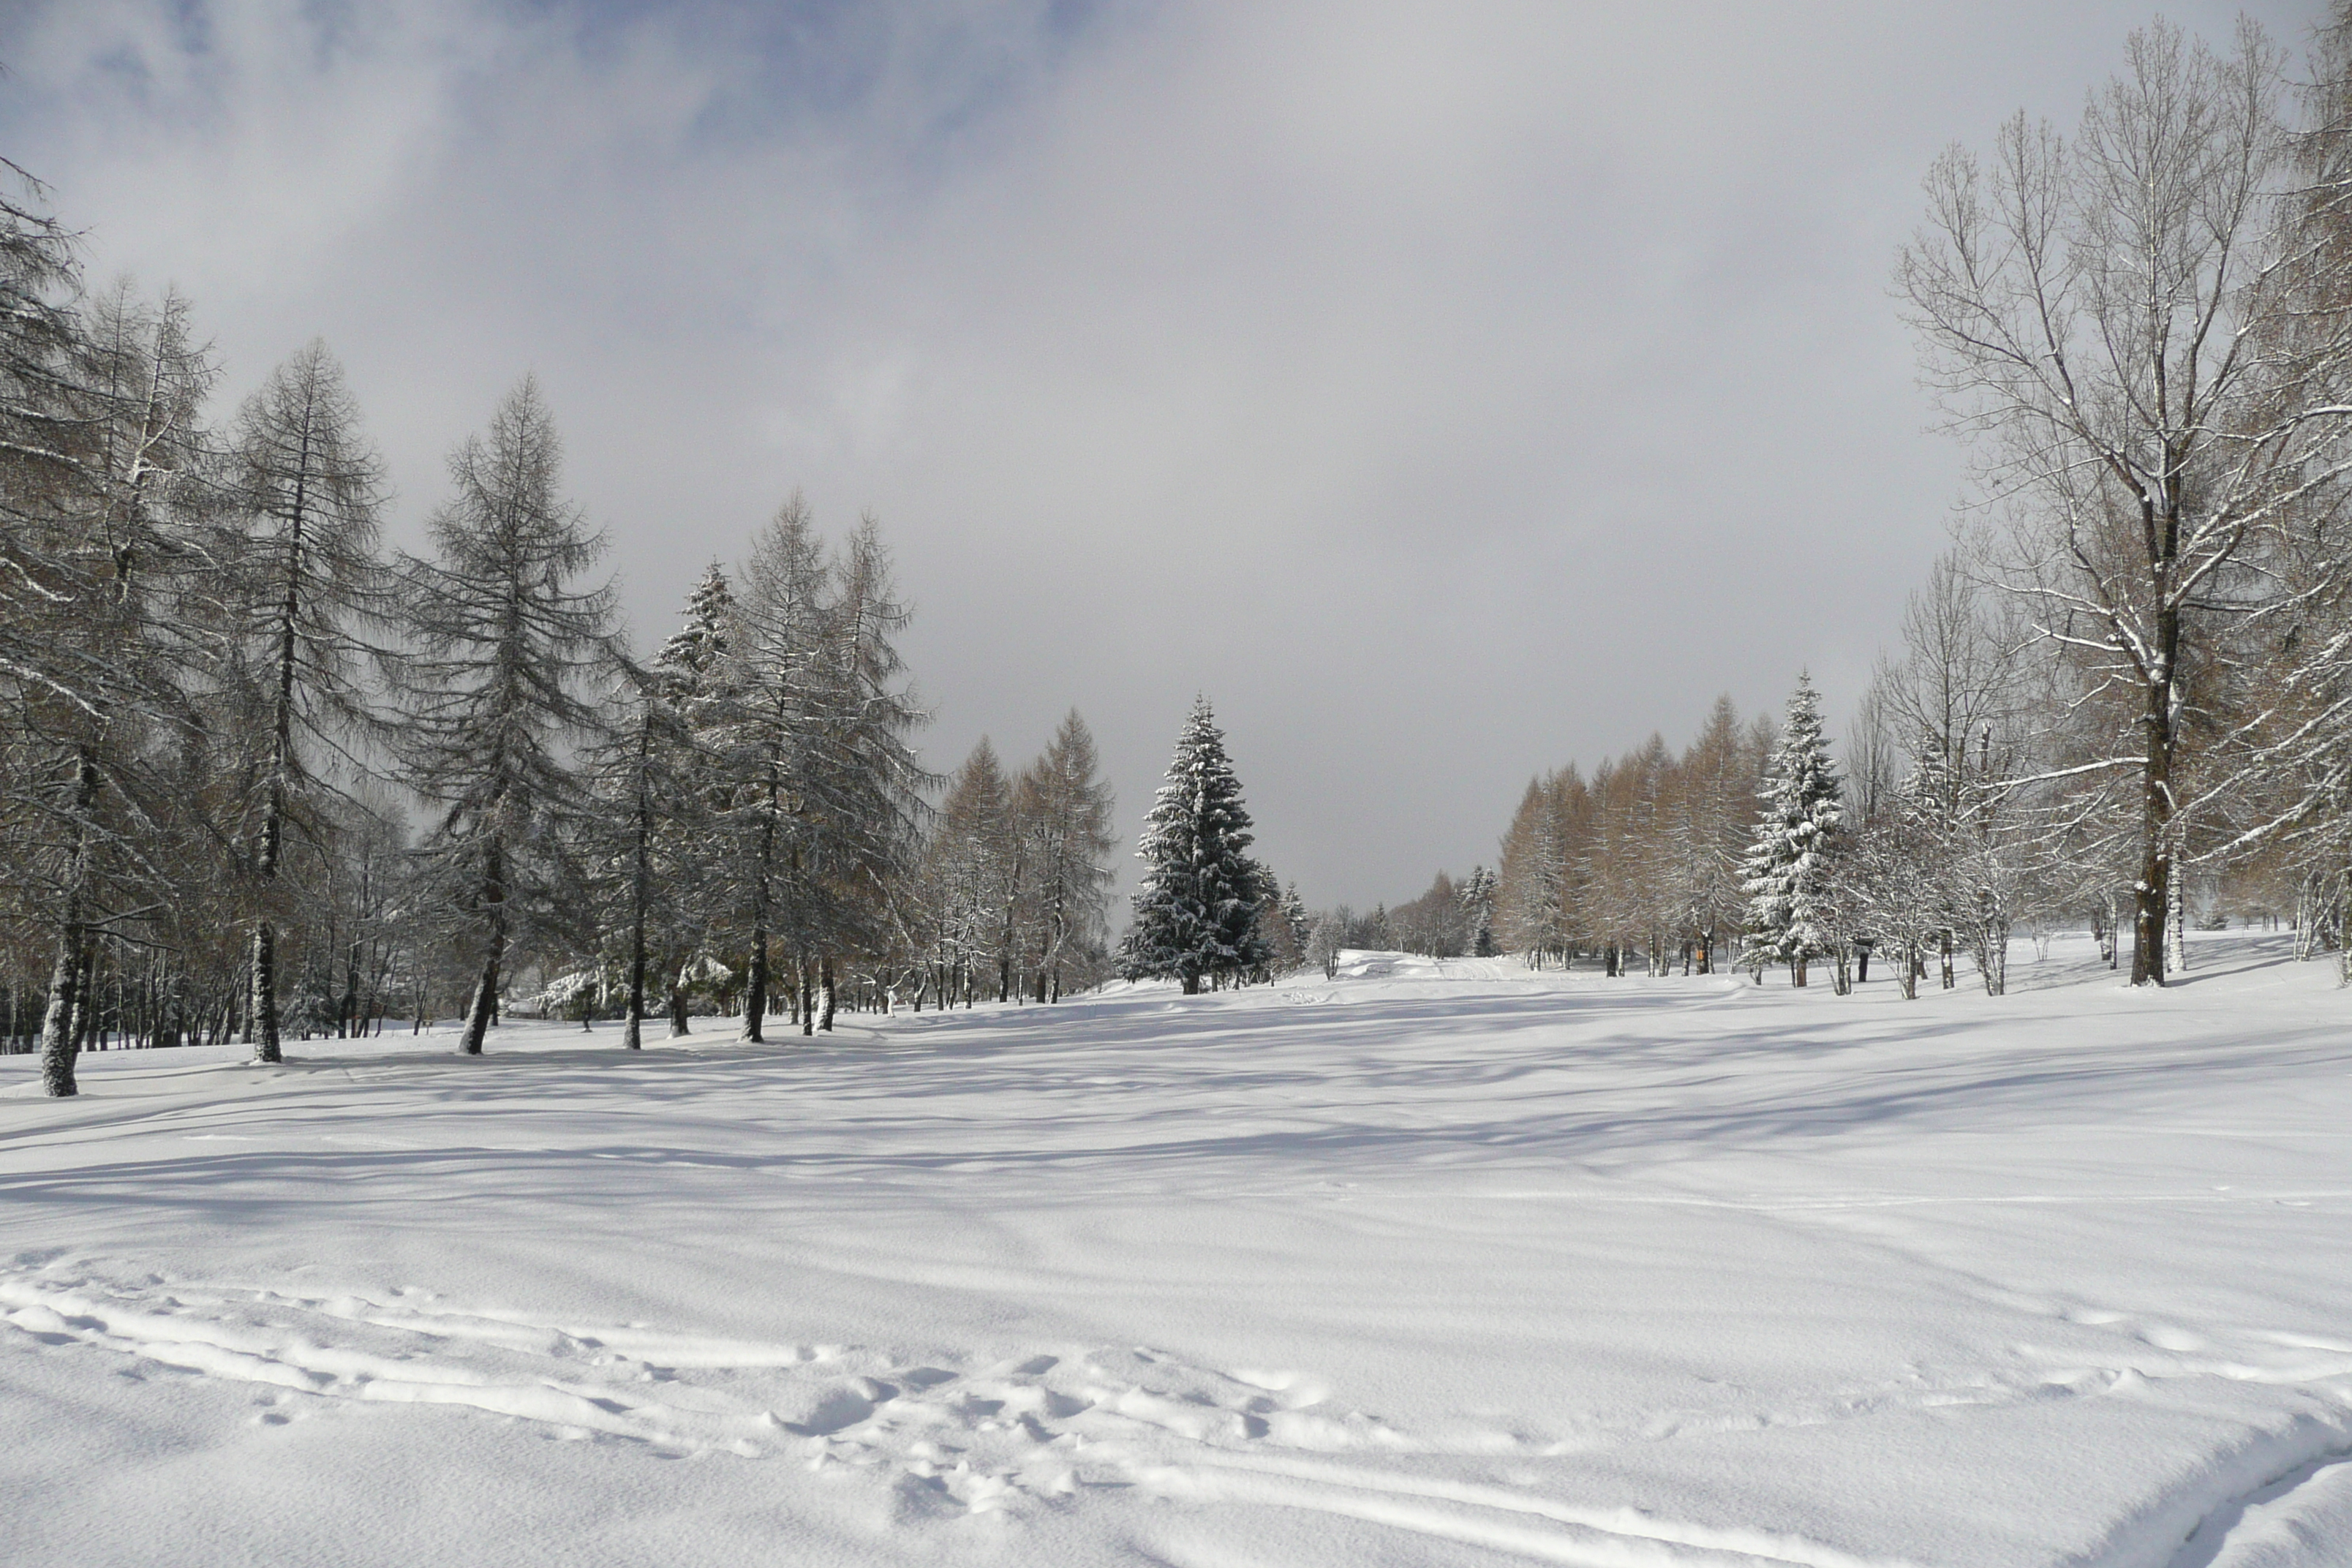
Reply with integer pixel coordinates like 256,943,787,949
0,161,1134,1096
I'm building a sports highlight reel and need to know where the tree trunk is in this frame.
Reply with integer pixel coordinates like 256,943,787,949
622,935,647,1051
338,941,361,1039
459,842,505,1055
459,946,500,1055
2166,828,2188,974
818,954,837,1033
249,921,282,1063
740,921,767,1043
2131,651,2176,986
70,926,98,1053
36,926,87,1097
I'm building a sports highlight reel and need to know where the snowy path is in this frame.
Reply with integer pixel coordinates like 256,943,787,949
3,935,2349,1565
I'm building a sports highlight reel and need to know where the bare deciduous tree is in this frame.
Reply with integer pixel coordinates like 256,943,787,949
1898,18,2352,984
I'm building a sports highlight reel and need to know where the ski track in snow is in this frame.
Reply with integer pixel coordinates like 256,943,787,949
0,1254,1918,1568
13,1250,2352,1567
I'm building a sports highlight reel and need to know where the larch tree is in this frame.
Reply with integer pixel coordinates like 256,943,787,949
581,657,699,1050
791,515,925,1030
712,497,829,1040
927,740,1014,1007
1122,696,1267,994
28,283,214,1095
220,339,389,1066
396,377,616,1056
1016,709,1117,1001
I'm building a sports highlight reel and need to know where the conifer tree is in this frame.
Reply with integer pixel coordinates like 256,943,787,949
1741,674,1844,985
25,283,216,1093
1018,709,1117,1001
647,562,735,1033
220,339,389,1065
707,499,825,1040
708,503,924,1036
581,658,699,1049
1460,866,1498,957
1122,696,1267,994
395,378,616,1055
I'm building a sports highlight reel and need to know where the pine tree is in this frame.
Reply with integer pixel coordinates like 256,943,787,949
1460,865,1498,957
1740,674,1844,985
647,562,735,1034
659,562,735,679
395,377,616,1055
1122,697,1267,994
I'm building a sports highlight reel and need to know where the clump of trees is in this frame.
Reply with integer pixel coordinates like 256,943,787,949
1482,697,1770,976
1393,11,2352,998
918,711,1121,1008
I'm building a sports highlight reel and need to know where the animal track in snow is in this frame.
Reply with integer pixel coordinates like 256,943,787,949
0,1257,1419,1506
0,1254,1921,1566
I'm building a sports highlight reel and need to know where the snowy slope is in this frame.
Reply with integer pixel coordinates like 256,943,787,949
3,933,2349,1567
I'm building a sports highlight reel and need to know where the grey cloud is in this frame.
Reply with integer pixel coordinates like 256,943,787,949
1,0,2326,904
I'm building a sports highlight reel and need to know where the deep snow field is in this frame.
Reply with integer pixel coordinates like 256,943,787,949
4,932,2351,1568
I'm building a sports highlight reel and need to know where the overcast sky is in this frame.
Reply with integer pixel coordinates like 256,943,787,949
0,0,2329,907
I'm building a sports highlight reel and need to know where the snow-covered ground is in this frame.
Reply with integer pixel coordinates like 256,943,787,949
4,932,2350,1567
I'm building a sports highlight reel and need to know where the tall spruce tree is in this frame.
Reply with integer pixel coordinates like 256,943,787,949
1122,696,1267,994
648,562,735,1034
396,378,616,1055
1740,674,1844,985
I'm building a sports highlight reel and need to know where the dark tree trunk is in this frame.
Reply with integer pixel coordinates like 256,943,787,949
338,942,361,1039
460,946,500,1055
250,921,282,1062
37,928,87,1097
741,922,767,1043
459,842,505,1055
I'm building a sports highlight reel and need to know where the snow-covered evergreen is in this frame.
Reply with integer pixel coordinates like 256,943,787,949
1740,674,1844,985
1122,697,1268,994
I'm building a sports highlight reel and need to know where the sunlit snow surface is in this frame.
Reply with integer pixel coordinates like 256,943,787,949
4,932,2351,1567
